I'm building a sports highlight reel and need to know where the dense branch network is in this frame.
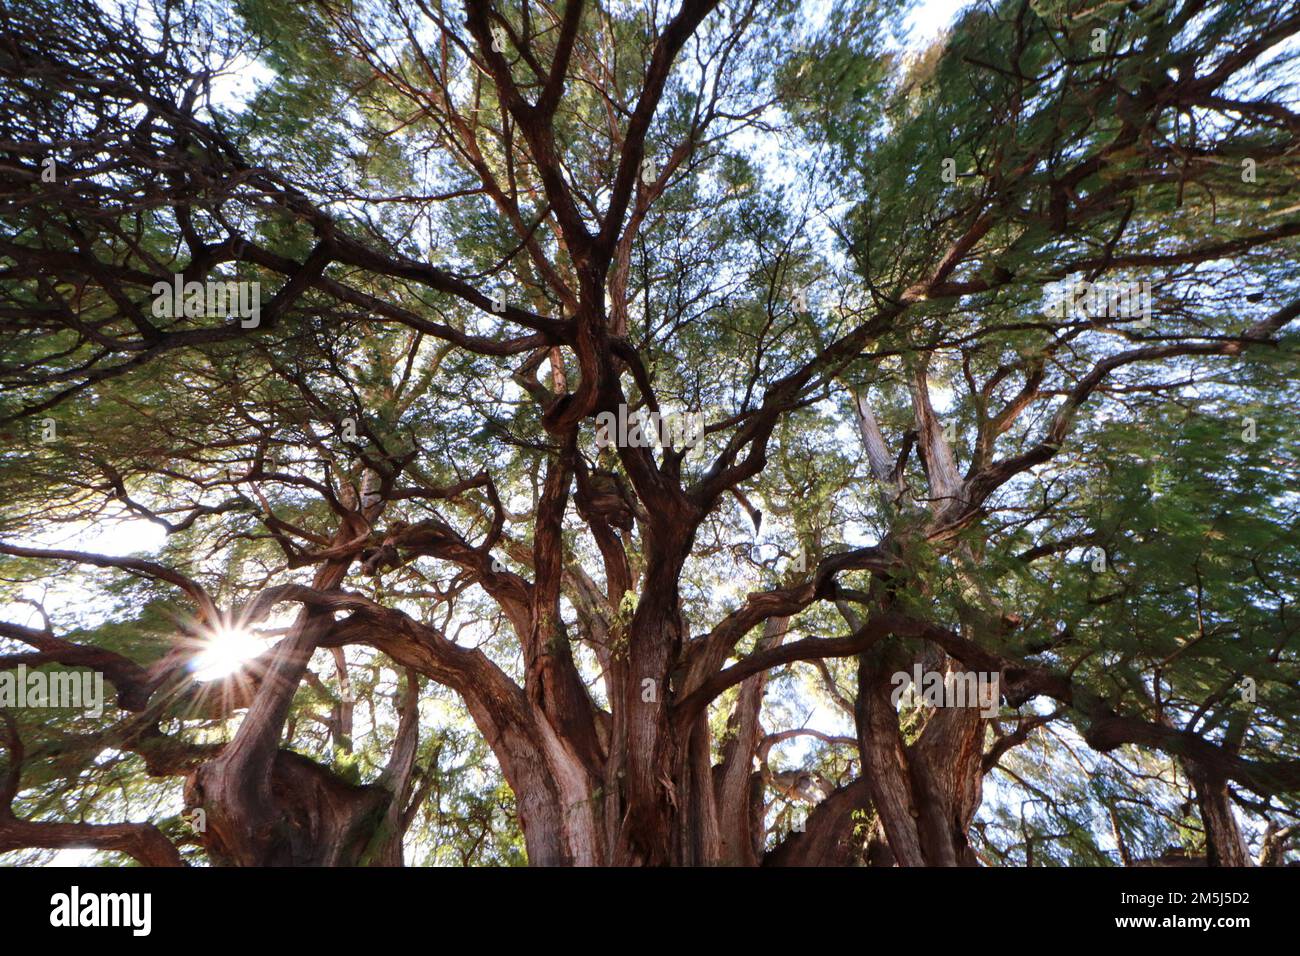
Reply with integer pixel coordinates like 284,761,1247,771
0,0,1297,866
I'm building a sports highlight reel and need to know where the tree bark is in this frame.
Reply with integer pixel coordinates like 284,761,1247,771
1187,764,1251,867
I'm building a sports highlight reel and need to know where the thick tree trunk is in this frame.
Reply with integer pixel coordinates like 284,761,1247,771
714,617,788,865
616,595,685,864
763,778,872,866
1187,764,1251,867
449,661,604,866
856,652,927,866
614,518,695,865
908,697,985,866
855,650,986,866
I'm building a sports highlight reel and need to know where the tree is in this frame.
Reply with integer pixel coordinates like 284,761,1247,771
0,0,1297,867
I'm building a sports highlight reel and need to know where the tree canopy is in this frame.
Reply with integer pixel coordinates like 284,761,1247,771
0,0,1297,867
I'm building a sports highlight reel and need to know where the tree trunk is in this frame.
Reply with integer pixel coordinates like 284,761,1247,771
855,650,986,866
614,519,695,865
763,778,872,866
1187,764,1251,867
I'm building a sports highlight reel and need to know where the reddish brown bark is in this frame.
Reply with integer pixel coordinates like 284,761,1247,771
1187,765,1251,868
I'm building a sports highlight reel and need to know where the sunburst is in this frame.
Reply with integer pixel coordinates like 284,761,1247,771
189,625,266,682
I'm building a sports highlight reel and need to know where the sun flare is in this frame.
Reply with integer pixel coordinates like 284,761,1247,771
190,626,264,682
